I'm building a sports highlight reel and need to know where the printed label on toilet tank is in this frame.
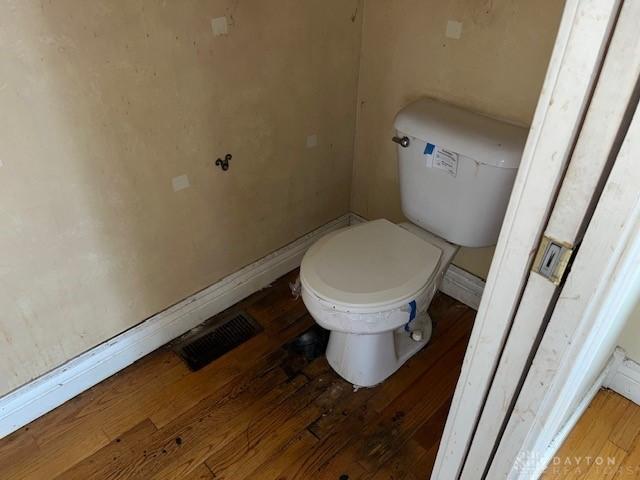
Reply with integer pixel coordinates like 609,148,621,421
434,148,458,176
424,143,458,176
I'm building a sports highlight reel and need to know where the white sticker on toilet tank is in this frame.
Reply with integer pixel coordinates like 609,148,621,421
424,142,437,168
434,148,458,176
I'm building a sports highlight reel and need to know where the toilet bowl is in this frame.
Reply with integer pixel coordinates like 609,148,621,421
300,219,458,387
300,98,527,387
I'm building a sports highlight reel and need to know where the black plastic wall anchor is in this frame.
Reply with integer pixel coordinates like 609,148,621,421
215,154,232,171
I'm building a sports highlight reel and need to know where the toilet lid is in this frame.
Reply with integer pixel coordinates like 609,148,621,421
300,219,442,310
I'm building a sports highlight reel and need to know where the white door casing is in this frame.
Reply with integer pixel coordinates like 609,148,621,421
487,90,640,480
460,0,639,475
431,0,621,477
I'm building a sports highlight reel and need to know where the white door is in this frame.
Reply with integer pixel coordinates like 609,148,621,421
432,0,640,477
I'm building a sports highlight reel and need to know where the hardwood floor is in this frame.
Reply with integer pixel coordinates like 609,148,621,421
542,389,640,479
0,269,474,480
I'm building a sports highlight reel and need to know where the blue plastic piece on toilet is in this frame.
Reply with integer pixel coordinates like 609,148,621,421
424,143,436,155
404,300,417,332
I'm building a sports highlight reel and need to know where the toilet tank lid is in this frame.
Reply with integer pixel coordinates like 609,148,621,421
394,98,529,169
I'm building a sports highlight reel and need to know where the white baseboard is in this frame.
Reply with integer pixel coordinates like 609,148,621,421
605,347,640,405
349,213,485,310
439,264,485,310
0,214,351,439
349,212,367,225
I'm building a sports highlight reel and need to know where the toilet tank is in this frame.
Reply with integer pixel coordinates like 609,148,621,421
394,99,528,248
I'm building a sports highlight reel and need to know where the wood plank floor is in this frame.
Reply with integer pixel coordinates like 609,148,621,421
542,389,640,479
0,269,474,480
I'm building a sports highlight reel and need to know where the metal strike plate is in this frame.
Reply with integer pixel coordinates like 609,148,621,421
532,236,574,285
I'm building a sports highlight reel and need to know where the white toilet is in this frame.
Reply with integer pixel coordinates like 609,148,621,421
300,98,528,387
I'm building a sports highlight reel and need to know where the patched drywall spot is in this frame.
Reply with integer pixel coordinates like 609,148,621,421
306,134,319,148
211,17,228,36
445,20,463,40
172,174,190,192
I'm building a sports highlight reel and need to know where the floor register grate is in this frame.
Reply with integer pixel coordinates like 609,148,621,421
174,311,262,371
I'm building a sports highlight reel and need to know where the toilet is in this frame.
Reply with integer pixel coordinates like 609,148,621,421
300,98,528,387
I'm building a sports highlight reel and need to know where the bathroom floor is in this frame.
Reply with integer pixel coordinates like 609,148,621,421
0,270,474,480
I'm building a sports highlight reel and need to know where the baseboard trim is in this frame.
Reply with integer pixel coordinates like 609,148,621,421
349,212,367,225
605,347,640,405
439,264,485,311
0,214,351,439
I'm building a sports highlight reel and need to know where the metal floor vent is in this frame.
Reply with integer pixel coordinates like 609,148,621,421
175,311,262,371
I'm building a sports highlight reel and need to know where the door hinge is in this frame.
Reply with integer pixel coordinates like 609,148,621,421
532,236,575,285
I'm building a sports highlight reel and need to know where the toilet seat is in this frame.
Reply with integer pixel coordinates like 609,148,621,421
300,219,442,314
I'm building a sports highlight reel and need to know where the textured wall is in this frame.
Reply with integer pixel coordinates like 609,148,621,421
352,0,564,279
0,0,362,396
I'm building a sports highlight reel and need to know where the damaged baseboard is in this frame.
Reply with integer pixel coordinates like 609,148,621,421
0,214,351,439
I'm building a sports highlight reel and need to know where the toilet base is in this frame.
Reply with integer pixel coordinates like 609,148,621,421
325,313,433,387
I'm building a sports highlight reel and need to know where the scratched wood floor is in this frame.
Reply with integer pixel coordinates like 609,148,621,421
542,389,640,479
0,269,474,480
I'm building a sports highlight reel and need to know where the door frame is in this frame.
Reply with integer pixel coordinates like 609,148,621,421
487,87,640,479
431,0,620,477
460,0,640,475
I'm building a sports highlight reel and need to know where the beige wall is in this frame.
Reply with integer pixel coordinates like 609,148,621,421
0,1,362,396
352,0,564,279
0,0,565,396
619,299,640,363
